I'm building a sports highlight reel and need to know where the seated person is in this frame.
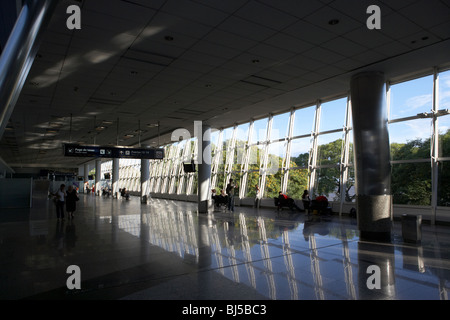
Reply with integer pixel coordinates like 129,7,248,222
275,191,302,211
213,189,228,207
311,195,331,215
211,189,220,205
121,187,130,200
302,190,311,212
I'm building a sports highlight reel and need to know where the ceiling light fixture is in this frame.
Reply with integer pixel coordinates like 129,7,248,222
95,126,106,131
328,19,340,25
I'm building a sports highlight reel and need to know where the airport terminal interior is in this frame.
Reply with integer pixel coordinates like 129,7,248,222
1,0,450,300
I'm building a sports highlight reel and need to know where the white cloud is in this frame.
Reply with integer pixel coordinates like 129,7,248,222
405,94,432,111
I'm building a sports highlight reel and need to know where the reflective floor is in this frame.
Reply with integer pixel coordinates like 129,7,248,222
1,194,449,300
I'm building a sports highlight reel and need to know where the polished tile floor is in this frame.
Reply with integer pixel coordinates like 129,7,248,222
0,194,449,300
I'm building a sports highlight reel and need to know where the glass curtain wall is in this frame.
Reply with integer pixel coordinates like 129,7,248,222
99,68,450,221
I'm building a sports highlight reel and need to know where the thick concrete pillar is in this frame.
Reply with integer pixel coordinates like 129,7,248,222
198,124,211,213
141,159,150,203
95,159,101,196
350,72,392,241
112,158,119,198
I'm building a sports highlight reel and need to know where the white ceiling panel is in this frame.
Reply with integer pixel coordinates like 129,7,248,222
217,15,277,42
234,1,298,31
283,20,336,45
257,0,325,19
2,0,450,168
160,0,229,27
302,5,361,36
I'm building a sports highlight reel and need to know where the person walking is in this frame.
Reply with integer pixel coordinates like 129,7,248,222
254,184,260,208
65,185,79,219
54,184,66,220
226,178,237,212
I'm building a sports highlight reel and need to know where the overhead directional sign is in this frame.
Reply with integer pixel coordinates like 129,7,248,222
64,144,164,160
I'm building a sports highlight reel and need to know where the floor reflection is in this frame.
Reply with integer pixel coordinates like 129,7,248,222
99,199,449,300
9,196,448,300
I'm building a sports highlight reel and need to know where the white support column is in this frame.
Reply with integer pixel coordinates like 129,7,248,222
260,115,273,198
282,109,295,194
431,68,440,225
339,96,352,216
309,101,321,197
240,121,254,199
168,143,181,194
141,159,150,203
177,141,190,194
83,163,89,193
225,125,237,187
186,140,197,195
95,159,102,196
112,158,119,198
198,125,211,213
211,130,223,190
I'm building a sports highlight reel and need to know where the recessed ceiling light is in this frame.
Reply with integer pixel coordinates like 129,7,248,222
328,19,340,25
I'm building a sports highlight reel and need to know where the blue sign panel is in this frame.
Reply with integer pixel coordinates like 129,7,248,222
64,144,164,160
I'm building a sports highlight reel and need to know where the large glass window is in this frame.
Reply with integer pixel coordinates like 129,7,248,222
264,140,287,198
290,137,311,168
293,106,315,137
389,119,432,161
392,162,431,205
316,167,340,201
438,161,450,206
250,118,267,144
270,112,290,141
439,70,450,158
140,69,450,219
286,168,308,199
317,132,343,167
319,98,347,132
390,75,433,120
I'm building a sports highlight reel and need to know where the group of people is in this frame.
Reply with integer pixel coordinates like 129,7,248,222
212,178,329,215
52,184,79,220
212,179,238,212
119,188,130,200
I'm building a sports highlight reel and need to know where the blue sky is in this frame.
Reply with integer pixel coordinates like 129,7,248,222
209,70,450,158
